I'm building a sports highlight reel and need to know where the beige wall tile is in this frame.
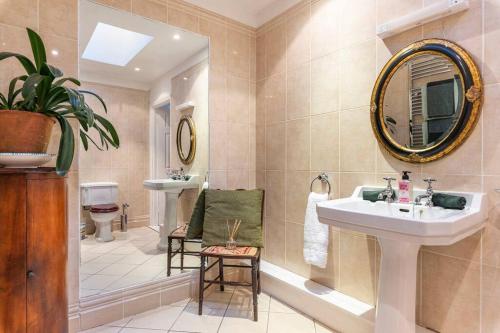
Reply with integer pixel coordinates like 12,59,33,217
311,52,340,115
285,221,310,276
266,22,286,77
0,25,33,93
286,118,310,171
265,170,285,221
286,4,310,70
338,232,378,305
168,6,198,31
483,84,500,174
227,123,249,170
264,218,286,266
227,169,250,189
339,108,375,172
93,0,131,11
256,34,266,81
199,18,226,70
0,0,37,29
265,73,286,124
286,63,310,120
340,40,376,110
310,0,339,60
40,0,77,39
311,112,339,172
485,0,500,84
41,34,78,77
131,0,167,22
482,265,500,333
285,171,310,223
339,172,376,198
420,252,480,333
226,75,249,123
339,0,375,48
227,28,250,79
209,121,227,170
265,122,285,170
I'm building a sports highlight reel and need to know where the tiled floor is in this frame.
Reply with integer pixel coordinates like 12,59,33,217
81,227,200,297
81,287,338,333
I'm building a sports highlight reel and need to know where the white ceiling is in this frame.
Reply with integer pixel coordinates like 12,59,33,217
79,0,208,90
183,0,302,27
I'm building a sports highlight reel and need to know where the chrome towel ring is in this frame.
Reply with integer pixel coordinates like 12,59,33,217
310,173,331,195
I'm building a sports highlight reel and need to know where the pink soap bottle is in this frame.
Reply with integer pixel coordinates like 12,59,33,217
398,171,412,204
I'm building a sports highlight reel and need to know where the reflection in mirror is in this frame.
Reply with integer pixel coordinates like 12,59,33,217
384,54,463,150
177,115,196,164
78,0,209,298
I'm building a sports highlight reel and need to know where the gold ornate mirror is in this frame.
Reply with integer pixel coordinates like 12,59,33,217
176,115,196,164
371,39,482,163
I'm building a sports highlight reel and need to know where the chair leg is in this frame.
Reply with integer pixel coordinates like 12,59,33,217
218,257,224,291
251,258,258,321
180,239,185,271
257,255,261,294
198,254,206,316
167,237,172,277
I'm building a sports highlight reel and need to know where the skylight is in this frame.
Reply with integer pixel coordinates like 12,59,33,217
82,23,154,66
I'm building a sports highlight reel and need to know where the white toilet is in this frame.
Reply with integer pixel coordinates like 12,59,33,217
81,182,119,242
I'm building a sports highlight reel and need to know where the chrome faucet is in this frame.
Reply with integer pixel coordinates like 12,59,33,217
414,178,436,206
379,177,396,203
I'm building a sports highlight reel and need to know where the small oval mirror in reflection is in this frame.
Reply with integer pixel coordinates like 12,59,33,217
383,53,463,150
176,115,196,164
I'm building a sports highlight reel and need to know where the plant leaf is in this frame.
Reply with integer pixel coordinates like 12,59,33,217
54,77,80,87
22,73,45,101
26,28,47,71
53,115,75,176
40,63,63,78
80,90,108,113
0,52,37,74
94,113,120,147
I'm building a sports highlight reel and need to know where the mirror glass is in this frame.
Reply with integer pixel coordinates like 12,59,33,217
78,0,209,299
383,53,463,150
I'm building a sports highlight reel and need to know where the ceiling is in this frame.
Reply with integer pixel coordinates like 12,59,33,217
79,0,209,90
183,0,302,27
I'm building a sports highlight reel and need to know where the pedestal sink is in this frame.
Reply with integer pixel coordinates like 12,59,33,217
317,186,487,333
144,176,200,250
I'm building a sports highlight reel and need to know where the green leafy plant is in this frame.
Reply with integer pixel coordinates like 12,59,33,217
0,28,119,175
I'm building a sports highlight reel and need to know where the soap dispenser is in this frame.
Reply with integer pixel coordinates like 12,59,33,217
398,171,413,203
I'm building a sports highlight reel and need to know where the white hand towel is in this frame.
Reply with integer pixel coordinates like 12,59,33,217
303,192,329,268
202,181,209,189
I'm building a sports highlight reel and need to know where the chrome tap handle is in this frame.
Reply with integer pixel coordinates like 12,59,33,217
380,177,397,202
383,177,397,188
423,178,436,191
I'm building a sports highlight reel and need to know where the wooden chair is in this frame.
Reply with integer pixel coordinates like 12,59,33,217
166,225,202,276
199,246,261,320
198,190,265,321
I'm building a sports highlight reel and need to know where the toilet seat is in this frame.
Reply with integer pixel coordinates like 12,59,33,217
90,204,119,213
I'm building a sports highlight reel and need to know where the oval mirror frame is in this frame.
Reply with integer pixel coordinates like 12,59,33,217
371,39,483,163
176,115,196,165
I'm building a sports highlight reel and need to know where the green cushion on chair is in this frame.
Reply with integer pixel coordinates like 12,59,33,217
186,189,206,239
202,189,264,248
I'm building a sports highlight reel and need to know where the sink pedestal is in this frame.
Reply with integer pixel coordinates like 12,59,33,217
376,238,420,333
157,191,181,251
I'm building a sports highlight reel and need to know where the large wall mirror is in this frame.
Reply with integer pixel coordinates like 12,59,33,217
371,39,482,163
78,0,209,299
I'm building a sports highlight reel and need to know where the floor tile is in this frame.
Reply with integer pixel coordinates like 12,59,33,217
219,309,268,333
170,306,225,333
80,326,121,333
120,328,168,332
128,262,165,278
267,312,316,333
269,297,299,313
81,274,120,290
187,290,234,310
80,262,109,274
98,263,139,276
90,254,127,265
315,321,338,333
80,288,102,298
229,289,271,311
126,305,184,330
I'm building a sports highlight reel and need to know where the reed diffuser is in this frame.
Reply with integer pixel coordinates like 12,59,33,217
226,219,242,250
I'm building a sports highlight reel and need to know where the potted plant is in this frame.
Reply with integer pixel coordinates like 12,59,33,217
0,28,119,175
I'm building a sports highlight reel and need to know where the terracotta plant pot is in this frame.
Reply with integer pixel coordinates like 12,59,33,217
0,110,55,153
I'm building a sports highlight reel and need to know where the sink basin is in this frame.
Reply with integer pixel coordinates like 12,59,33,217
317,186,487,246
143,175,199,193
143,176,200,250
317,186,487,333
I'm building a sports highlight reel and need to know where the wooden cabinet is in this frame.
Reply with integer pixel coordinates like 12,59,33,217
0,168,68,333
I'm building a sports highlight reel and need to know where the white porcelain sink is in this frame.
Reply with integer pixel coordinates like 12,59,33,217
317,186,487,333
143,176,200,250
143,175,200,193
